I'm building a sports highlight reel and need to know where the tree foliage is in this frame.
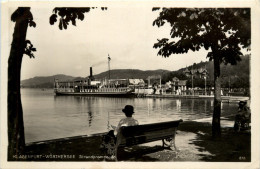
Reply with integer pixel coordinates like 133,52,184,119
24,40,37,58
11,7,36,27
153,8,251,138
11,8,37,58
49,7,107,30
153,8,250,64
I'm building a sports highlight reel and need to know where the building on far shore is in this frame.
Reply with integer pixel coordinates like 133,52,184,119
129,79,145,88
171,77,187,95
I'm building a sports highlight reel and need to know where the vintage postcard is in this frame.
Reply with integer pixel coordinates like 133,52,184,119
1,0,260,169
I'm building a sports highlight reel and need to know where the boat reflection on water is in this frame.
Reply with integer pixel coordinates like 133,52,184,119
176,99,181,111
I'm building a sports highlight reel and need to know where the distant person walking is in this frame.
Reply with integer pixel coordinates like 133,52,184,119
153,87,156,94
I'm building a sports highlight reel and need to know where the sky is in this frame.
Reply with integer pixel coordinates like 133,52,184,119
7,6,210,80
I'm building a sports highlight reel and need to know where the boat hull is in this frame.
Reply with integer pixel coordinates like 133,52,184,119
55,91,135,97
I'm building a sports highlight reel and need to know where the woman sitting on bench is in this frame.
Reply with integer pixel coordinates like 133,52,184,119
113,105,139,135
100,105,139,155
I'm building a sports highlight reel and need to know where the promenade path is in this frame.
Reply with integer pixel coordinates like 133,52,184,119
19,115,250,162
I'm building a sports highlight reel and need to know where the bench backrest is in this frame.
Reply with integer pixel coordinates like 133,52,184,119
117,119,183,147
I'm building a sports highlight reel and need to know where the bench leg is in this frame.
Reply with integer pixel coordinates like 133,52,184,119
113,139,122,161
114,146,118,161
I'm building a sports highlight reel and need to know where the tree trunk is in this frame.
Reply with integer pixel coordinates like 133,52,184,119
8,7,30,160
212,54,222,138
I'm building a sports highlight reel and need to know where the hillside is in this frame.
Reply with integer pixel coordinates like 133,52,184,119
21,74,75,88
21,55,249,89
163,55,250,89
94,69,170,80
21,69,170,88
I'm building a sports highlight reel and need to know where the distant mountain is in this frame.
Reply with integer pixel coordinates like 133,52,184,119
94,69,170,80
21,74,75,88
21,69,170,88
21,55,249,89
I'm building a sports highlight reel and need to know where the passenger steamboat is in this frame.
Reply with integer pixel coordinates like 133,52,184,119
54,67,135,97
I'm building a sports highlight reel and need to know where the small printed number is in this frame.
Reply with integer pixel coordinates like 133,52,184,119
239,156,246,160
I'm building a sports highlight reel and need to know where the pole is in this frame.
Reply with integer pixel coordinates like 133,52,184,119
107,111,110,130
229,76,230,92
191,65,194,96
192,74,193,94
160,76,161,89
205,76,207,95
205,65,207,95
108,55,111,80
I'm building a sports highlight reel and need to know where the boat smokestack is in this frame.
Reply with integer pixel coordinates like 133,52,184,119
90,67,93,77
89,67,94,81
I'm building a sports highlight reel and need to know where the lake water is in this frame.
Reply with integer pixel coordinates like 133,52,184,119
21,88,238,143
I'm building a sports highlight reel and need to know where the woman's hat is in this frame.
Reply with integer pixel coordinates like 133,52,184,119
122,105,134,114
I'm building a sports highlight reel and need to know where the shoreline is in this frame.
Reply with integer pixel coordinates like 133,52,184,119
138,93,249,101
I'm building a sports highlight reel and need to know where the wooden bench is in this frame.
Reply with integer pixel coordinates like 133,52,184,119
112,119,183,160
